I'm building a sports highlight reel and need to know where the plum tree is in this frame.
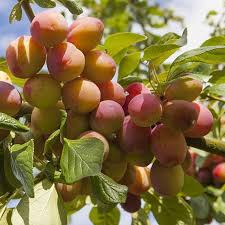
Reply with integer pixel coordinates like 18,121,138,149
121,193,141,213
123,82,150,115
47,42,85,82
0,81,22,116
90,100,125,136
30,11,68,48
65,111,89,139
212,162,225,183
83,50,116,83
118,116,151,154
79,131,109,161
31,107,61,134
55,181,82,202
151,124,187,167
23,74,61,108
164,76,203,101
150,160,184,196
102,143,127,182
184,103,213,138
67,17,104,53
121,165,151,196
0,71,12,84
97,81,126,106
6,36,46,78
162,100,199,131
62,78,101,114
128,93,162,127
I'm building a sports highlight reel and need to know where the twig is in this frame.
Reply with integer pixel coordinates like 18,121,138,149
18,0,35,22
186,137,225,157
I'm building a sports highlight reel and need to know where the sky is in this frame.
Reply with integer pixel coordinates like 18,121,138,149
0,0,224,225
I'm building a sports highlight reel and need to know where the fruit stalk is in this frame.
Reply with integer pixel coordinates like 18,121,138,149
18,0,35,22
186,137,225,157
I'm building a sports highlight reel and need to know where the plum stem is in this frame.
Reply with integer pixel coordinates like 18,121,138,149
186,137,225,157
19,0,35,22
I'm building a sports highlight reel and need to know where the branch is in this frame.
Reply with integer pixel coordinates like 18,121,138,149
186,137,225,157
19,0,35,22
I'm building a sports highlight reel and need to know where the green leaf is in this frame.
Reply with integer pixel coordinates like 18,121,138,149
90,173,127,204
0,208,13,225
118,74,148,87
113,48,128,64
0,113,29,132
60,138,104,183
209,69,225,84
89,206,120,225
64,195,86,214
205,84,225,96
10,140,34,197
143,189,195,225
9,3,22,23
132,208,151,225
104,32,147,56
11,179,67,225
170,46,225,72
33,0,56,8
118,52,141,79
201,36,225,47
44,129,60,155
143,29,187,66
181,174,204,197
190,195,210,219
57,0,83,15
211,192,225,222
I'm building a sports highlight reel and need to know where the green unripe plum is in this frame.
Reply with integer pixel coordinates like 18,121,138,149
164,76,203,101
47,42,85,82
79,131,109,161
62,78,101,114
23,74,61,108
118,116,151,154
126,151,154,167
121,193,141,213
97,81,126,106
90,100,125,136
67,17,104,53
6,36,46,78
184,103,213,138
31,107,61,134
0,81,22,116
162,100,199,131
83,50,116,83
65,110,89,139
55,181,82,202
0,71,12,84
30,11,68,48
150,160,184,196
102,143,127,182
128,93,162,127
151,124,187,167
121,165,151,196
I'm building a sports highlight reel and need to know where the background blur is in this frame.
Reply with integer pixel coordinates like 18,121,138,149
0,0,224,224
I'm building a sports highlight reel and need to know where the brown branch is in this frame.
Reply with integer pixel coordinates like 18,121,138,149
19,0,35,22
186,137,225,157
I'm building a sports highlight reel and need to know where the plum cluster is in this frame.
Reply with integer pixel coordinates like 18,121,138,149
187,152,225,187
3,10,214,213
